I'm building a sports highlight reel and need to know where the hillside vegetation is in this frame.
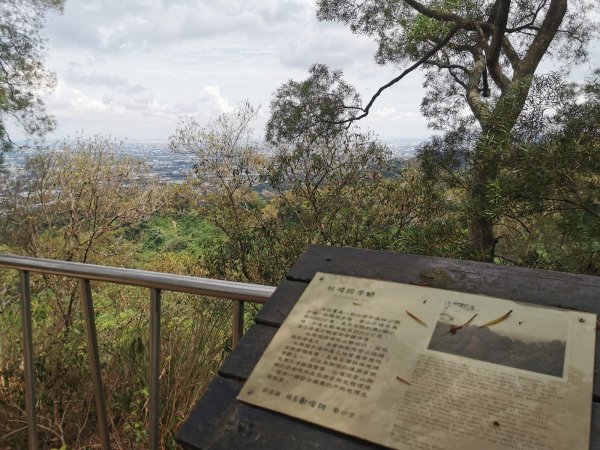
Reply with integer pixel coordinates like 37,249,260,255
1,0,599,446
0,76,598,447
0,74,600,448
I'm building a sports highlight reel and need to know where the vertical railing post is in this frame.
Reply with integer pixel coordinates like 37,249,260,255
149,288,161,450
80,279,112,450
19,270,39,450
232,300,244,349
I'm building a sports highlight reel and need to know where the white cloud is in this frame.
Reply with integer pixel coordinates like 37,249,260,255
48,82,112,116
24,0,447,141
45,0,312,54
198,86,232,116
29,0,598,142
65,70,146,94
39,80,240,140
372,107,419,121
278,24,377,70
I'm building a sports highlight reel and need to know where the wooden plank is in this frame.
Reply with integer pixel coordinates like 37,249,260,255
256,280,307,327
180,246,600,449
177,376,600,450
176,377,242,450
178,376,392,449
593,402,600,450
288,245,600,311
219,324,277,381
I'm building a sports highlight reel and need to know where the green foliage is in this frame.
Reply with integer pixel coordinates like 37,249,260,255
417,72,600,271
266,64,361,145
172,100,463,286
313,0,598,259
0,136,160,264
0,277,232,448
492,72,600,272
169,102,264,193
0,133,265,447
1,69,598,450
0,0,63,153
138,213,224,260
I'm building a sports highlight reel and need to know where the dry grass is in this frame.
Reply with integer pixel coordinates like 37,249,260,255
0,283,236,449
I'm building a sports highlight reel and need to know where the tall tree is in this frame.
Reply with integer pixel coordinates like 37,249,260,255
0,0,63,156
494,71,600,272
0,136,161,326
269,0,597,260
170,103,268,281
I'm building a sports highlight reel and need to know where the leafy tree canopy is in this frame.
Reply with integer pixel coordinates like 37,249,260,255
0,0,63,154
266,64,361,144
304,0,596,132
268,0,598,260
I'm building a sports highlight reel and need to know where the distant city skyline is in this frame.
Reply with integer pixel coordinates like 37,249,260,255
7,0,599,144
1,139,426,183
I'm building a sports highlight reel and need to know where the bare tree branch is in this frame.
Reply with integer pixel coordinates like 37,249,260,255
328,25,460,125
506,0,548,32
424,61,470,74
448,68,469,90
502,36,521,70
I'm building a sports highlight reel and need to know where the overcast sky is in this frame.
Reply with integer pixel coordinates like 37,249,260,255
15,0,600,143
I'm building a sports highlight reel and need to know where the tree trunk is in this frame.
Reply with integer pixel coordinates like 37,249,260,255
468,161,498,262
468,131,503,262
468,76,532,261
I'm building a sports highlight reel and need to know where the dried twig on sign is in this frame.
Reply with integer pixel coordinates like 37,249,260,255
479,310,513,329
396,376,411,386
406,310,428,327
449,314,478,334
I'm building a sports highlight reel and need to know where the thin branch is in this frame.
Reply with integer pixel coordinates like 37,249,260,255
495,254,520,264
441,40,478,56
328,26,460,125
507,23,539,32
448,68,469,90
502,36,521,70
506,0,548,32
424,61,470,74
505,213,531,234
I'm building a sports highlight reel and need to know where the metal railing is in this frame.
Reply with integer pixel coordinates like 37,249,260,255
0,254,276,450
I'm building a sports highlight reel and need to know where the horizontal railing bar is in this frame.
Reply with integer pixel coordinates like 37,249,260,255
0,254,275,303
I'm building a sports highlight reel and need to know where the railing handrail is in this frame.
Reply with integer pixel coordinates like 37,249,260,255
0,254,275,303
0,253,276,450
